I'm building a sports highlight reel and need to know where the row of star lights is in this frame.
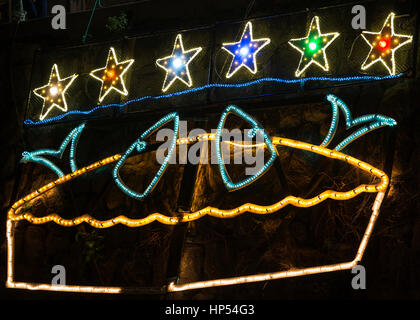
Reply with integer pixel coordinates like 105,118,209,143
33,13,412,120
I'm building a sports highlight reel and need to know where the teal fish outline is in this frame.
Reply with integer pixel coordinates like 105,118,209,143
322,94,397,151
20,95,397,199
20,123,85,177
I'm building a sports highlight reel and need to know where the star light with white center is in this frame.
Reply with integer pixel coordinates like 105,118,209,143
222,21,271,78
156,34,202,92
89,47,134,103
288,16,339,77
360,12,412,75
33,64,78,121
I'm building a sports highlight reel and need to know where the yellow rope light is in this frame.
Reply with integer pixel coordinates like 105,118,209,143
168,191,385,291
6,191,386,293
7,137,388,228
6,136,389,293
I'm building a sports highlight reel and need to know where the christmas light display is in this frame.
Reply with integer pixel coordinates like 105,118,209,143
288,16,340,77
9,8,410,294
113,112,179,200
25,74,401,127
360,12,413,75
6,190,386,293
33,64,78,121
18,99,396,197
20,124,85,177
9,134,389,227
322,94,397,151
221,21,271,78
156,34,202,92
215,105,277,191
89,47,134,102
169,191,386,291
8,100,394,293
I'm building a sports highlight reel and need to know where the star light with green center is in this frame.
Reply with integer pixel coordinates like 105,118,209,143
360,12,412,75
33,64,78,121
288,16,339,77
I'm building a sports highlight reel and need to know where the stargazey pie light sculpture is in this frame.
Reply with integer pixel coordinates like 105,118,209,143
33,64,78,121
156,34,202,92
222,21,271,78
288,16,339,77
360,12,412,75
7,96,396,293
89,47,134,103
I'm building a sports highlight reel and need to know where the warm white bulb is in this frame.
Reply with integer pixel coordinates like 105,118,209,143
49,86,58,96
172,58,183,69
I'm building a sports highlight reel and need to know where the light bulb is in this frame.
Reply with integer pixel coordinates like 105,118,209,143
172,58,183,69
308,42,317,51
239,46,249,56
49,86,58,96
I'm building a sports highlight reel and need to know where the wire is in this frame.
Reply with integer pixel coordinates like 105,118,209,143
24,73,403,127
82,0,102,43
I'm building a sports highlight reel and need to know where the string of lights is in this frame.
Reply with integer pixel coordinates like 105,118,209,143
9,136,388,228
24,74,402,126
322,94,397,151
113,112,179,200
215,105,277,191
20,123,85,177
6,191,386,293
168,191,386,292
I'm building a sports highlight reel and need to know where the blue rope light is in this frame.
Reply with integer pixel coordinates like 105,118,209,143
215,105,277,191
20,94,398,200
20,123,86,177
24,74,402,127
322,94,397,151
112,112,179,200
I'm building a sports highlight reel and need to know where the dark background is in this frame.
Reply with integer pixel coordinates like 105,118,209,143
0,0,419,300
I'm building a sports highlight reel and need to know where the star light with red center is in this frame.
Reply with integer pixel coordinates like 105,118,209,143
360,12,412,75
33,64,78,121
221,21,271,78
90,47,134,103
156,34,202,92
288,16,339,77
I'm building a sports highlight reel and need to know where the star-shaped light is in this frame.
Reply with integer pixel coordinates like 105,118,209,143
360,12,412,75
222,21,270,78
288,16,339,77
90,47,134,103
156,34,202,92
33,64,78,121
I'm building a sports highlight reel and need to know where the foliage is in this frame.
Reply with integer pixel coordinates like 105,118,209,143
105,12,128,33
75,229,105,263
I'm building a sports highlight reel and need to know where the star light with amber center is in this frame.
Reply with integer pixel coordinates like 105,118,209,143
33,64,78,121
360,12,412,75
288,16,339,77
90,47,134,103
222,21,270,78
156,34,202,92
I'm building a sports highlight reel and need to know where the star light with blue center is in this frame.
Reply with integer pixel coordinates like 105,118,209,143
288,16,339,77
156,34,202,92
222,21,271,78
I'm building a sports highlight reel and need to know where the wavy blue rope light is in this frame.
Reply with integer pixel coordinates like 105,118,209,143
24,74,402,127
